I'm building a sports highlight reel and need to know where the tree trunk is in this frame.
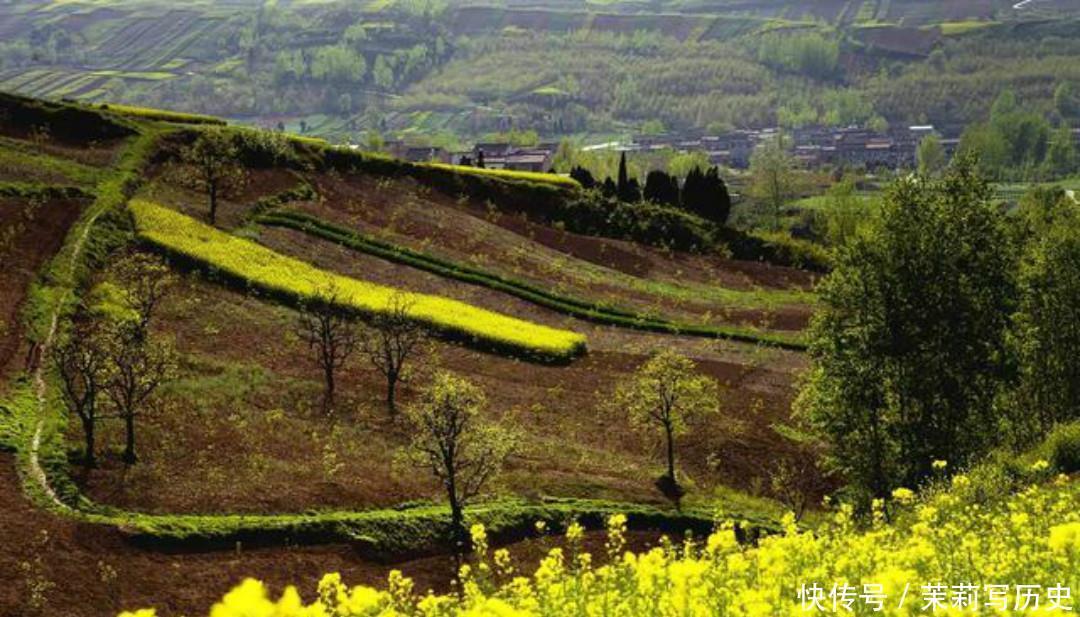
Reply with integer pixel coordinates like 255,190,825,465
323,365,335,415
664,421,676,483
209,182,218,226
122,412,137,465
82,416,96,468
386,371,398,415
447,476,467,554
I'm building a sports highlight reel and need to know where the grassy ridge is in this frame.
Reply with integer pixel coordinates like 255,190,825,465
0,143,109,187
258,210,808,350
130,200,587,361
0,182,93,200
100,497,735,556
98,103,227,126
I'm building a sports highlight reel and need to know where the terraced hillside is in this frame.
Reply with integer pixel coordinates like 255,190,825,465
0,94,818,616
1,0,1078,141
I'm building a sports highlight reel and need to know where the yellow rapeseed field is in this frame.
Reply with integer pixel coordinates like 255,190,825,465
120,472,1079,616
129,200,587,360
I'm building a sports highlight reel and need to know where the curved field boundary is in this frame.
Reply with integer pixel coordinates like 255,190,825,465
258,210,809,351
131,200,587,362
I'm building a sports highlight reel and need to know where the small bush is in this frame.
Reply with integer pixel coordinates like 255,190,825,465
1042,422,1080,474
716,227,833,272
555,190,717,252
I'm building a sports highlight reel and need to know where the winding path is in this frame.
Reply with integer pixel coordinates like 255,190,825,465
27,185,107,513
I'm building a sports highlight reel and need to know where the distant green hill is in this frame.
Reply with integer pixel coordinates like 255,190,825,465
0,0,1077,142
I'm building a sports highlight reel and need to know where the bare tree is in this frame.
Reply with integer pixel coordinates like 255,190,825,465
181,128,245,226
103,324,177,465
297,284,358,415
360,293,426,415
111,253,174,341
769,450,829,522
403,372,516,549
53,322,110,468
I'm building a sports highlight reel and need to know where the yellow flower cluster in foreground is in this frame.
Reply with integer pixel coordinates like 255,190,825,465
121,477,1079,616
129,200,586,359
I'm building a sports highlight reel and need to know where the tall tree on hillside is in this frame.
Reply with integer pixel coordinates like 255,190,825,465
182,129,246,226
819,176,864,247
624,176,642,203
797,155,1016,502
570,165,596,189
614,349,719,496
917,134,947,177
297,284,358,415
682,167,707,215
617,151,629,193
403,372,517,550
601,177,617,198
360,293,426,416
705,167,732,224
53,322,110,468
644,170,679,206
1043,125,1078,178
616,151,640,202
749,135,798,230
682,166,732,225
1012,189,1080,435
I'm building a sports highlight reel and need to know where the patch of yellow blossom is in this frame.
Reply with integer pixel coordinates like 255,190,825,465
120,479,1078,617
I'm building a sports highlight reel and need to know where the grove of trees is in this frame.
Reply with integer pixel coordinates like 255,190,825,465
799,155,1080,504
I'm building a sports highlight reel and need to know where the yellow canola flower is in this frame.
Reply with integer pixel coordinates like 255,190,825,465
891,487,916,505
124,485,1080,617
1049,522,1080,554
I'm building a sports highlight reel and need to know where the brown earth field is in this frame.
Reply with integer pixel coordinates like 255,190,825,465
0,452,673,617
144,167,818,334
0,195,85,381
74,268,809,514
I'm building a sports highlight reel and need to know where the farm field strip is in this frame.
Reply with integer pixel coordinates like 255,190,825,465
423,162,581,188
258,210,808,349
0,146,107,187
130,200,587,360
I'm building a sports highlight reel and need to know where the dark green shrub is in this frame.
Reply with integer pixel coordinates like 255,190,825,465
1042,422,1080,473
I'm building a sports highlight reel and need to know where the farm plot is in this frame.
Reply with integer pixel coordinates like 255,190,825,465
0,143,107,187
74,267,808,515
130,199,588,361
279,173,816,334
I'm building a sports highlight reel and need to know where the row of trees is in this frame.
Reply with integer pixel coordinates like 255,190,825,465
400,347,721,545
569,153,733,225
800,154,1080,503
55,255,177,467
